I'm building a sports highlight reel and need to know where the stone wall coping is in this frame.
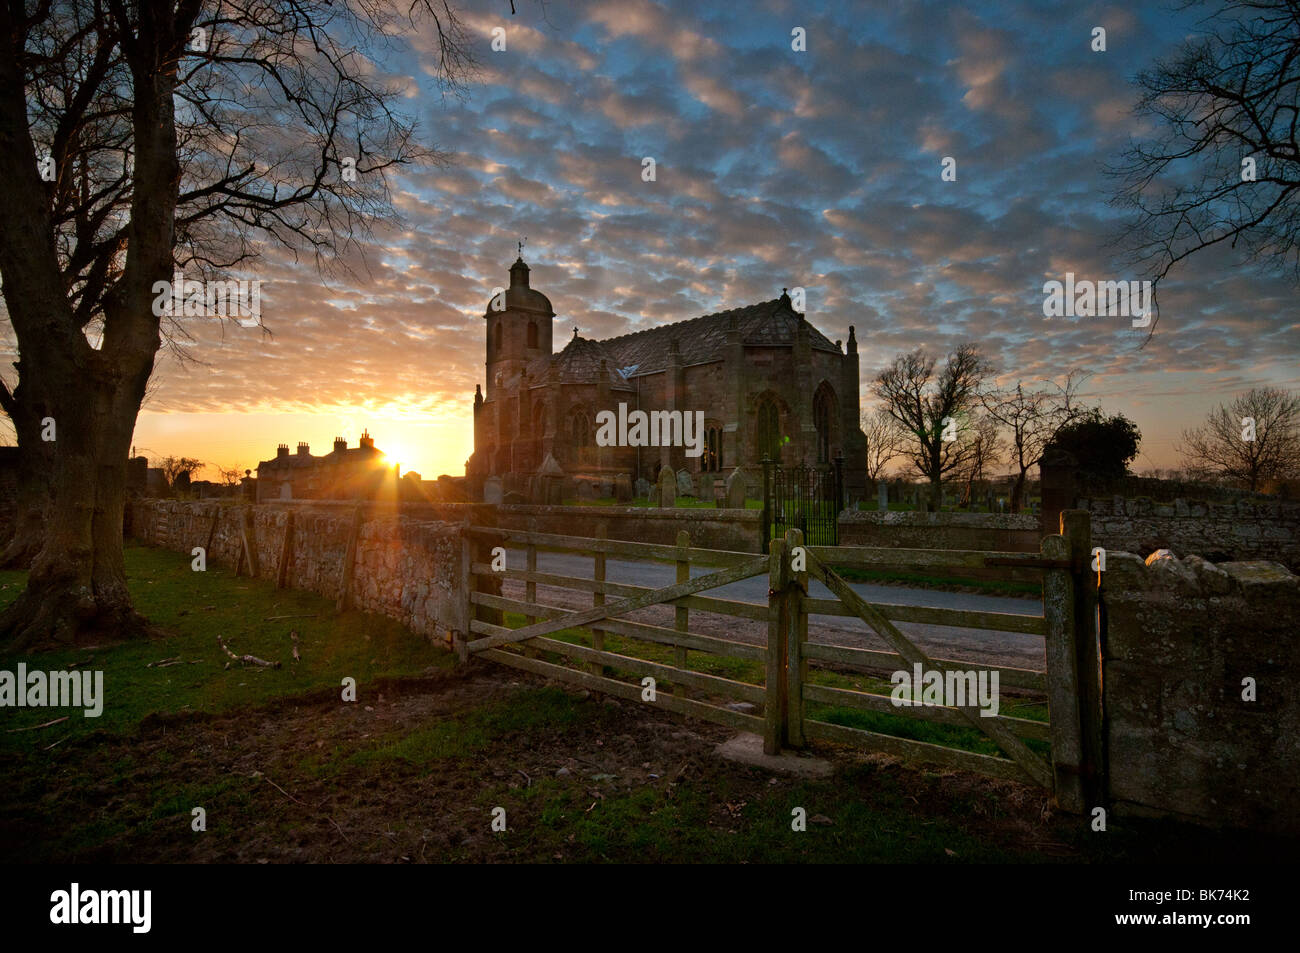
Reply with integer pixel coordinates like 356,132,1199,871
498,504,760,521
840,509,1038,530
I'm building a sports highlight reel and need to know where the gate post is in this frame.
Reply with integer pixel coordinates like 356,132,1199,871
760,456,772,554
785,528,808,748
1061,509,1105,808
764,534,790,755
1042,532,1083,812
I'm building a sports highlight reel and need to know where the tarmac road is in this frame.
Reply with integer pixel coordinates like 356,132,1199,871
502,548,1046,672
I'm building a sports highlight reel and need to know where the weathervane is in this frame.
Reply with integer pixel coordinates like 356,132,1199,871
518,236,527,258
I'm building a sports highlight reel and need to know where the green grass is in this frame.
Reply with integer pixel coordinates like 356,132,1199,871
0,543,453,751
494,611,1049,760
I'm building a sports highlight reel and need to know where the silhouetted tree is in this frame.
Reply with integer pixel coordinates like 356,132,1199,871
1178,386,1300,490
1047,412,1142,484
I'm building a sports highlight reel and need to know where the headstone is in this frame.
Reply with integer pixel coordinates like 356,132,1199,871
576,480,596,502
877,480,888,511
676,468,695,497
725,467,747,509
634,476,651,499
657,466,677,508
614,473,633,503
483,476,503,504
700,472,715,504
598,479,614,500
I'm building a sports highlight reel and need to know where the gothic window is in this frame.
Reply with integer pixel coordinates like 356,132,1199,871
527,321,538,349
570,410,591,448
532,401,546,437
757,398,781,463
813,385,836,463
493,322,503,354
701,427,723,472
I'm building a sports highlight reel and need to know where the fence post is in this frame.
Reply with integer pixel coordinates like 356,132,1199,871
335,505,361,611
1042,532,1084,812
674,530,691,696
589,526,606,675
276,510,295,589
760,457,772,554
524,542,539,660
785,528,807,748
764,535,790,755
240,507,260,579
1061,509,1105,807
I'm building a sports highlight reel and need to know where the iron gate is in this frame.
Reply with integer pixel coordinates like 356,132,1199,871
761,453,843,551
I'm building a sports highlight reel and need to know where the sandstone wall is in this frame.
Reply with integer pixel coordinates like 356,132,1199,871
127,499,465,642
496,504,762,552
1080,496,1300,569
1102,552,1300,833
838,509,1040,553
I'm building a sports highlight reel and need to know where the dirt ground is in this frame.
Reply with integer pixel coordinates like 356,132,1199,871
4,662,1282,864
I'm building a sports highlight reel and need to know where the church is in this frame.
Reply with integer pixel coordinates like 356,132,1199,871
466,256,867,502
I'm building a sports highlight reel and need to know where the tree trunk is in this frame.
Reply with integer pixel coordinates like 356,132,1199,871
1010,470,1028,513
0,359,153,651
0,374,55,568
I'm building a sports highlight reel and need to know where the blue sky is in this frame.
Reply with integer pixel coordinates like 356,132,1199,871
124,0,1298,478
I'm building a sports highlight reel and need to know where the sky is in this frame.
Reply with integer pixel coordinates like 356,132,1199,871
14,0,1300,480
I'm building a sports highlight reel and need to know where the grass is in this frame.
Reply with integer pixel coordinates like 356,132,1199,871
0,543,453,751
495,610,1050,761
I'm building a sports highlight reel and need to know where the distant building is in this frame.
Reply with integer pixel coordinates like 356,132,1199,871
255,431,391,502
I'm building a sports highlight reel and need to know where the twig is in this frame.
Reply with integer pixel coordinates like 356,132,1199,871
263,613,319,622
217,634,281,669
147,656,181,668
44,735,67,750
516,769,531,788
261,774,351,842
6,716,69,733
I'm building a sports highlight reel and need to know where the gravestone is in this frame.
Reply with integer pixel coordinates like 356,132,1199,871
483,476,503,504
700,472,715,504
635,477,651,499
576,480,596,502
676,468,695,497
877,480,888,511
658,466,677,508
614,473,633,503
725,467,747,509
598,479,614,500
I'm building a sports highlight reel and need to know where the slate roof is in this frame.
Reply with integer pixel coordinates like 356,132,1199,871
596,298,840,378
523,334,634,391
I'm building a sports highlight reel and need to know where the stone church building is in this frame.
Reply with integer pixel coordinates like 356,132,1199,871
466,257,867,501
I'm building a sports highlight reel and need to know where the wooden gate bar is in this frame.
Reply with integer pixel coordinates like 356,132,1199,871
465,554,770,654
803,548,1054,790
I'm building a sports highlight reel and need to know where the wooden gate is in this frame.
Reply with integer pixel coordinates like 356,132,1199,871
457,511,1101,812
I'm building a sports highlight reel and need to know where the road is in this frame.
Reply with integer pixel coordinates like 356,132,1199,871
502,549,1046,672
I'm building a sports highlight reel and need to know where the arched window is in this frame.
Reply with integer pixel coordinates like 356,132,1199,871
757,398,781,463
493,322,503,354
701,427,723,472
527,321,538,349
813,385,836,463
532,401,546,437
570,410,591,448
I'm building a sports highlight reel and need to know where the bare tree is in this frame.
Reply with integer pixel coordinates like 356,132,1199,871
1109,0,1300,336
954,416,1003,509
981,371,1088,513
0,1,494,649
215,464,243,487
158,456,204,492
872,344,993,509
860,407,904,482
1178,386,1300,490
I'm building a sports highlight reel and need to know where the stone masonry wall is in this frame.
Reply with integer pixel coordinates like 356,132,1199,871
1103,552,1300,833
127,500,465,642
1080,496,1300,570
838,509,1039,553
496,504,762,553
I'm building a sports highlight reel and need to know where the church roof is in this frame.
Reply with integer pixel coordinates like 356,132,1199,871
595,297,841,378
525,334,634,390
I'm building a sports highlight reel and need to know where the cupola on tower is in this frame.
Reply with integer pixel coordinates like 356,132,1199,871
484,256,555,399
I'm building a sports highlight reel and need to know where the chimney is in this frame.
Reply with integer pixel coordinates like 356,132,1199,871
359,429,374,450
334,436,347,453
276,443,289,459
297,441,310,456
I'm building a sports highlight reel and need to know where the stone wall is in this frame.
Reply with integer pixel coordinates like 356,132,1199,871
127,499,465,642
497,504,762,553
838,509,1040,553
1103,552,1300,833
1080,495,1300,570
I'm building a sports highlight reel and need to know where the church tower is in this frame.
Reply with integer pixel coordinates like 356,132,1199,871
484,255,554,399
